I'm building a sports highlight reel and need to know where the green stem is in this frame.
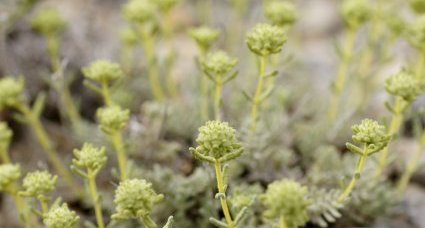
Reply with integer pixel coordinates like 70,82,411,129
338,144,368,203
250,55,268,132
200,48,209,121
46,35,60,73
328,29,356,122
39,198,49,215
15,103,80,195
280,215,287,228
11,188,31,228
59,80,82,130
141,30,165,101
163,14,178,99
396,144,424,195
101,82,113,106
0,147,11,163
140,215,157,228
415,50,425,80
87,169,105,228
214,81,223,120
110,132,127,181
214,161,235,228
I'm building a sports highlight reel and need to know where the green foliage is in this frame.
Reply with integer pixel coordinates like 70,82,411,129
31,8,67,36
264,1,298,27
385,70,424,102
96,105,130,134
246,23,287,56
0,77,25,110
43,203,79,228
112,179,164,221
189,26,220,52
82,60,124,84
72,143,107,174
307,188,343,228
19,170,57,198
0,164,21,192
261,179,310,228
341,0,371,30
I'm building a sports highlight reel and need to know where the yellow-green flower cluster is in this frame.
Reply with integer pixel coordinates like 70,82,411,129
123,0,157,25
0,77,25,111
0,164,21,192
202,51,238,77
261,179,310,228
341,0,371,30
112,179,164,220
83,60,124,84
385,70,424,102
31,8,67,36
0,122,12,152
264,1,298,27
97,106,130,134
410,0,425,14
246,23,287,56
351,119,391,147
191,121,243,162
189,26,220,51
20,170,57,198
43,203,79,228
72,143,107,173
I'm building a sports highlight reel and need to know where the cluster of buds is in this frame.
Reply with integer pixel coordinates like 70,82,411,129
0,164,21,192
97,106,130,135
246,23,287,56
385,70,424,103
0,77,25,111
43,203,79,228
201,51,238,83
190,120,244,163
83,60,124,85
341,0,371,30
261,179,310,228
123,0,157,25
72,143,107,175
19,170,57,199
31,8,67,36
264,1,298,28
347,119,391,156
189,26,220,52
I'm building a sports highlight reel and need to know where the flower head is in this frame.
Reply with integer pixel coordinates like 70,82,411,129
0,77,25,111
43,203,79,228
341,0,371,29
408,16,425,49
0,164,21,192
191,121,243,162
246,23,287,56
72,143,107,173
0,122,12,152
97,106,130,134
82,60,124,84
410,0,425,14
351,119,390,147
31,8,67,36
189,26,220,51
112,179,164,220
202,51,238,78
123,0,156,25
385,70,424,102
264,1,298,27
261,179,310,227
20,170,57,198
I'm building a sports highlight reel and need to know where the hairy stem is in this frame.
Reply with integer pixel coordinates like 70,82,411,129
250,55,268,132
214,81,223,120
87,169,105,228
214,161,234,228
110,132,127,181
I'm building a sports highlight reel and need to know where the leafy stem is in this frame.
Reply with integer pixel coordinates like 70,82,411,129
101,81,113,106
111,132,128,181
214,160,234,228
250,55,268,132
87,169,105,228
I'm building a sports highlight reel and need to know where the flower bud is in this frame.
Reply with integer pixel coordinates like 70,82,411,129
261,179,310,227
202,51,238,78
341,0,371,30
112,179,164,220
20,170,57,198
0,77,25,111
82,60,124,84
264,1,298,27
385,70,424,102
123,0,156,25
43,203,79,228
410,0,425,14
246,23,287,56
351,119,390,147
97,105,130,134
0,164,21,192
72,143,107,172
31,8,67,36
189,26,220,51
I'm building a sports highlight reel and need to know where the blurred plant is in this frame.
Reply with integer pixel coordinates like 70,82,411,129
410,0,425,14
97,105,130,180
261,179,310,228
0,122,13,163
0,77,78,193
264,1,297,29
189,120,245,228
43,203,79,228
201,50,238,120
245,23,286,132
307,188,342,228
407,16,425,79
376,70,424,176
120,28,138,74
111,178,173,227
339,119,390,203
71,143,107,228
328,0,370,122
190,26,220,121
